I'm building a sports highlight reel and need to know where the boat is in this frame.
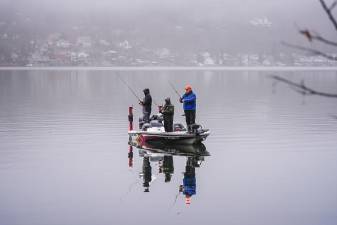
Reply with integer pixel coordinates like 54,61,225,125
128,114,210,145
129,140,210,157
128,129,210,145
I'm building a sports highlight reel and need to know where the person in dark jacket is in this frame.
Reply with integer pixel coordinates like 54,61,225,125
162,155,174,182
139,88,152,123
142,156,152,192
180,85,196,132
160,97,174,132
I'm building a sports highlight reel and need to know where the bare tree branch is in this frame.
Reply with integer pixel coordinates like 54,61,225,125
282,42,337,60
270,75,337,98
289,84,308,95
278,1,337,100
329,0,337,11
314,34,337,46
319,0,337,31
299,29,337,47
286,1,337,61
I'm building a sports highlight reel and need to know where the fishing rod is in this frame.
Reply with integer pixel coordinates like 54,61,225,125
169,81,186,116
117,74,142,102
117,74,160,107
168,81,181,98
169,190,181,211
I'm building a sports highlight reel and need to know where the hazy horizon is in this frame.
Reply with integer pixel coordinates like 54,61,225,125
0,0,335,66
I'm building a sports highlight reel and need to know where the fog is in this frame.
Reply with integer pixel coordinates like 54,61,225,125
0,0,335,66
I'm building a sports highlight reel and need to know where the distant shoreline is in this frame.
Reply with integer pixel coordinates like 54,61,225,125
0,66,337,71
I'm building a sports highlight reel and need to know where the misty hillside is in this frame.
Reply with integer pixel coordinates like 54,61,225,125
0,0,335,66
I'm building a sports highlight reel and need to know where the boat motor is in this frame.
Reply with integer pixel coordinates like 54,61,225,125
190,124,203,135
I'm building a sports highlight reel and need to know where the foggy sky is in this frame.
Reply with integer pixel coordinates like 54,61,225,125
0,0,329,25
0,0,335,53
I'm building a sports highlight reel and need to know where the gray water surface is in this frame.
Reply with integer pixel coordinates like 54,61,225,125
0,70,337,225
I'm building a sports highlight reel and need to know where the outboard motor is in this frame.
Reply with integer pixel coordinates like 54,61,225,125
190,124,203,135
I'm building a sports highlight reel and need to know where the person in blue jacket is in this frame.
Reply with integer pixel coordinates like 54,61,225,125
179,85,196,132
180,156,196,205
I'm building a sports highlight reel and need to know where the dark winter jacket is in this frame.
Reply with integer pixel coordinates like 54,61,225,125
183,176,196,196
162,103,174,117
142,89,152,114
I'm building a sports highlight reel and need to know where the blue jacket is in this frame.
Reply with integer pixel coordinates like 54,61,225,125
182,91,196,111
183,177,196,196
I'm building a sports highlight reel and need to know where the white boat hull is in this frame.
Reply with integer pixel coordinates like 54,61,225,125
128,130,210,145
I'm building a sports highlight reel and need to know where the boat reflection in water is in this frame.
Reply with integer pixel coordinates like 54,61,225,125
128,140,210,205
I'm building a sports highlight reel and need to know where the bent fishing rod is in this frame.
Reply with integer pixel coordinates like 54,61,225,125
117,74,160,107
169,81,186,117
168,81,181,99
117,74,142,102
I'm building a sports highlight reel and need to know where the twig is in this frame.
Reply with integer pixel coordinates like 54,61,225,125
289,84,308,95
330,1,337,11
299,29,337,47
270,75,337,98
314,34,337,46
319,0,337,31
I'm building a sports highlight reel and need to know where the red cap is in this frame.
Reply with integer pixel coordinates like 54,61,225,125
185,84,192,92
185,195,191,205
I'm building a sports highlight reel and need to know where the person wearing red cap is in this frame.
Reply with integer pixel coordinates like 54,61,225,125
180,157,196,205
179,85,196,132
185,195,191,205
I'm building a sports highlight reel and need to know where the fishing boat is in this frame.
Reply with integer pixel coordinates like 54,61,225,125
120,74,211,145
128,129,210,145
128,112,210,145
129,139,210,157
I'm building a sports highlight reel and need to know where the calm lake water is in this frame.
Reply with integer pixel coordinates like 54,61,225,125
0,69,337,225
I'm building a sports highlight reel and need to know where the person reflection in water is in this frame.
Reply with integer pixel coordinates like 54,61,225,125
180,157,196,205
162,156,174,182
142,156,152,192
